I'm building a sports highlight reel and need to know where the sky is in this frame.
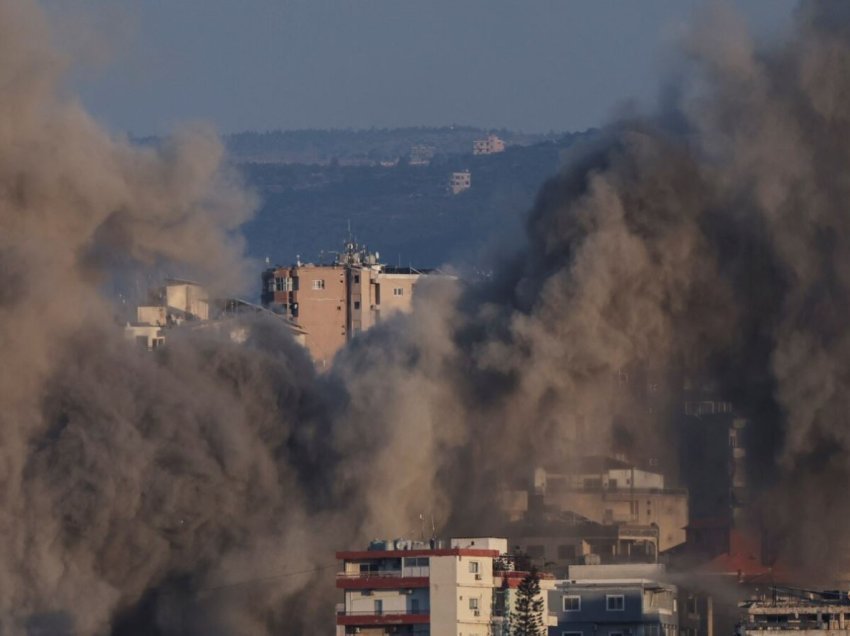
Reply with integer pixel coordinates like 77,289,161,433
44,0,798,136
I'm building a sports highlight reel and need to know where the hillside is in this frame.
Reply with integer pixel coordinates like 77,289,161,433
238,129,597,272
225,126,561,164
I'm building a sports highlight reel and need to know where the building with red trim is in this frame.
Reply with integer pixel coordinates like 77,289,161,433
335,537,555,636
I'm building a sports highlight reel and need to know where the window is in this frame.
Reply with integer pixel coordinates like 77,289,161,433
469,561,479,574
354,301,361,310
354,274,360,284
312,279,325,290
393,287,404,296
469,598,479,610
606,595,625,611
557,544,576,560
374,599,383,615
563,595,581,611
526,545,545,558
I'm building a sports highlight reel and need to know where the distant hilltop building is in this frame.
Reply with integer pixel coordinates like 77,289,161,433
450,170,471,194
409,144,436,166
473,134,505,155
261,239,442,368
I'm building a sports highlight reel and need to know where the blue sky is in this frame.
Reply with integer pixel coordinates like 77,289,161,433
45,0,797,136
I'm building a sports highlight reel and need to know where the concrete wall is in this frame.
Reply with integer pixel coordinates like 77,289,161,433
451,538,508,552
291,265,346,368
429,555,458,634
124,324,164,350
568,564,666,580
165,282,208,320
372,273,419,321
137,305,166,326
430,554,495,636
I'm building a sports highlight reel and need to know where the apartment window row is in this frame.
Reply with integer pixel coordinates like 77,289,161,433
562,594,624,612
393,287,404,296
404,557,429,567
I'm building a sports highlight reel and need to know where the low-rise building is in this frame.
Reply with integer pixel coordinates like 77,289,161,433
548,564,678,636
508,510,659,577
335,537,555,636
473,134,506,155
450,170,471,194
738,591,850,636
125,279,304,350
529,457,688,552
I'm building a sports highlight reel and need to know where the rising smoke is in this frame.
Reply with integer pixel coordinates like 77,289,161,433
2,0,850,633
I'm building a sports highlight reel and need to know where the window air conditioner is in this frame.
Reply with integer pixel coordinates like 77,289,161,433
474,610,481,617
475,574,482,581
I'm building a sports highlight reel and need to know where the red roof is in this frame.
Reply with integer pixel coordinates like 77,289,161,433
337,548,500,560
697,530,792,583
496,570,556,588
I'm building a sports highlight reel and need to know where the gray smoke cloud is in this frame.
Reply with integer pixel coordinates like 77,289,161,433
4,0,850,633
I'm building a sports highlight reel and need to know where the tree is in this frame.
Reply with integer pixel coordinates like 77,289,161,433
510,567,545,636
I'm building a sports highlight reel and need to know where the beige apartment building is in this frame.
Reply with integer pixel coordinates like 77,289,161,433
473,134,506,155
506,456,688,553
262,241,436,368
449,170,471,194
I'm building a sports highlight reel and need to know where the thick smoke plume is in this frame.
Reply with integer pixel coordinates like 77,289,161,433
3,0,850,633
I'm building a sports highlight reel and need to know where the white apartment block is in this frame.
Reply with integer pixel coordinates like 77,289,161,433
335,537,553,636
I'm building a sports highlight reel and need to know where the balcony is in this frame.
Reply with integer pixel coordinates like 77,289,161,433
336,571,429,589
336,609,430,626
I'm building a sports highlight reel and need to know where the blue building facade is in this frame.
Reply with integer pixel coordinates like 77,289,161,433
547,576,678,636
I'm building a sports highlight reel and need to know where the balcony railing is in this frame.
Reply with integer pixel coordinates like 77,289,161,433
337,570,429,579
337,609,430,617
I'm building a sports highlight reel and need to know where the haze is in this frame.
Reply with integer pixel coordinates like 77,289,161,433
48,0,796,136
